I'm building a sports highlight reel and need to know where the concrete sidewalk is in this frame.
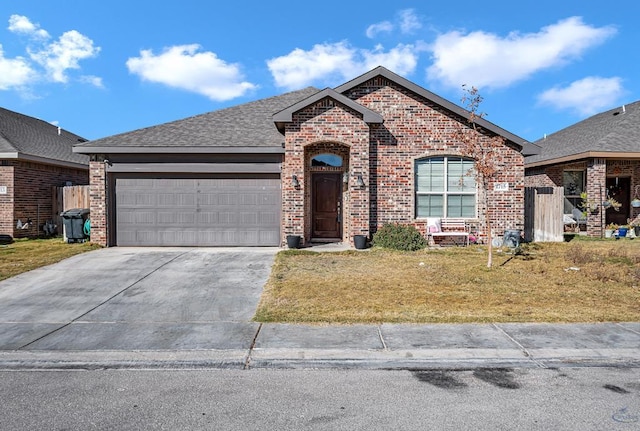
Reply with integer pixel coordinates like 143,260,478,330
1,321,639,370
0,246,638,370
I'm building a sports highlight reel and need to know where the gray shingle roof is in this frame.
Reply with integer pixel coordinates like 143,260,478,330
525,100,640,166
0,107,88,166
75,87,320,153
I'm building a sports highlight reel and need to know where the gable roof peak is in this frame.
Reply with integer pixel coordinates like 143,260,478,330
333,66,538,156
273,87,384,133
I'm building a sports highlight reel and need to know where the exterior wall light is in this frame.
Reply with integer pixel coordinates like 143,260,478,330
356,175,365,188
292,175,300,188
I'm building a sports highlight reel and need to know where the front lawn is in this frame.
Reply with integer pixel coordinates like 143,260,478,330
0,237,101,281
254,239,640,324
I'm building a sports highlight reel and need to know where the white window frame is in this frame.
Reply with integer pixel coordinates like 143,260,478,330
415,156,477,218
563,170,586,214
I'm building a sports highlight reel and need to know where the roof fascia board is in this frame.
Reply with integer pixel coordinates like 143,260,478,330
74,146,285,155
0,151,87,169
525,151,640,168
106,162,281,174
334,66,538,155
273,88,384,133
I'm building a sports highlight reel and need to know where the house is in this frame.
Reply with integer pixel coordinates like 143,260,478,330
74,66,538,247
0,107,89,239
525,100,640,237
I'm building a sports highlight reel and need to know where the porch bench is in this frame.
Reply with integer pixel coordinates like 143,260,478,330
428,218,470,246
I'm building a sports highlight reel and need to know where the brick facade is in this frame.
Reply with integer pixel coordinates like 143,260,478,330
0,160,88,238
282,78,525,245
88,159,108,246
524,159,640,237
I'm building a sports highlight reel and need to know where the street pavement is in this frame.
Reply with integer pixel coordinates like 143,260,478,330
0,246,639,370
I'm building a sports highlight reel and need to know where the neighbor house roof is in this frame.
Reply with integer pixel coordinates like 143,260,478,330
0,107,88,168
335,66,540,157
525,100,640,167
74,87,320,154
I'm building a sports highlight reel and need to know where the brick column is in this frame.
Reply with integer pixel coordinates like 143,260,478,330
586,158,606,238
348,146,370,243
281,134,305,245
89,158,107,246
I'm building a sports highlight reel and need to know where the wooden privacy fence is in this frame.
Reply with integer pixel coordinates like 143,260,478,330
524,186,564,242
52,185,90,232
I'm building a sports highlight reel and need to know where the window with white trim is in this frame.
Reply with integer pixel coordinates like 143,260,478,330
562,170,585,214
415,156,476,218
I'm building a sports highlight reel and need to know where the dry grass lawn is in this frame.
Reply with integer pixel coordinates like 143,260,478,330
254,238,640,324
0,237,101,281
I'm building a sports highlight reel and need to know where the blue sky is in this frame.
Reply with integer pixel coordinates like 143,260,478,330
1,1,638,142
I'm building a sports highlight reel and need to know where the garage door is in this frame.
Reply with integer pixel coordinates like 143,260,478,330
115,177,281,246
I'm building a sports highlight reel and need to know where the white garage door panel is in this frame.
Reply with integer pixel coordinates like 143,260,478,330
116,178,281,246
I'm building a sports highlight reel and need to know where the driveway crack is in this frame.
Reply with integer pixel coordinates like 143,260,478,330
245,323,263,370
17,250,191,350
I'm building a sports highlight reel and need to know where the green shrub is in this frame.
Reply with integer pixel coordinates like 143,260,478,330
372,223,427,251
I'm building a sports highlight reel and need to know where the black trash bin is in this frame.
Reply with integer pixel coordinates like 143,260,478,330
60,208,90,243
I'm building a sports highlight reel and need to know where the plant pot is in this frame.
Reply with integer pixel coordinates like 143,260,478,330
605,229,614,238
286,235,301,249
617,227,628,238
632,199,640,208
354,234,367,250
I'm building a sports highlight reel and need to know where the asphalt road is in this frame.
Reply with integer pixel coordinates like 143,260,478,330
1,367,639,430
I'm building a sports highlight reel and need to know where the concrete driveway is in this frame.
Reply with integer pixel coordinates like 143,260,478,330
0,247,278,351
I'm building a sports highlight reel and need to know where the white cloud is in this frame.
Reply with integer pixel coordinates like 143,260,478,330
0,45,36,90
30,30,101,83
3,15,101,90
267,41,418,90
363,44,417,75
537,76,624,116
366,21,393,39
79,75,104,88
267,42,357,89
399,9,421,34
8,14,49,39
126,44,257,101
366,9,421,39
427,17,617,90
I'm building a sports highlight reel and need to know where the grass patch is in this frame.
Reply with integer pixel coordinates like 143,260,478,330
0,237,101,281
254,241,640,324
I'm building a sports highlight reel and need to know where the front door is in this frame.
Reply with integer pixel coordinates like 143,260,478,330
312,173,342,239
606,177,630,226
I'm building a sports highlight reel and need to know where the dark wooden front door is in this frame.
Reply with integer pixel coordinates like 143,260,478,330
606,177,631,226
312,173,342,239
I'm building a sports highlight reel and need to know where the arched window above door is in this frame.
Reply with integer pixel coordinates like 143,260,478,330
311,154,343,167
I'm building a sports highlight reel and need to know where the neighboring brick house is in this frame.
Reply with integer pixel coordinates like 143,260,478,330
0,108,89,239
525,100,640,237
75,66,538,247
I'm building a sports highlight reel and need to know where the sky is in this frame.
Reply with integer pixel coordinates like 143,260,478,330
1,1,638,143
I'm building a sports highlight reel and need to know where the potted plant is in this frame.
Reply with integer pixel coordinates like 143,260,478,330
628,216,640,237
286,235,301,249
605,223,618,238
617,224,630,238
632,186,640,208
579,192,599,215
